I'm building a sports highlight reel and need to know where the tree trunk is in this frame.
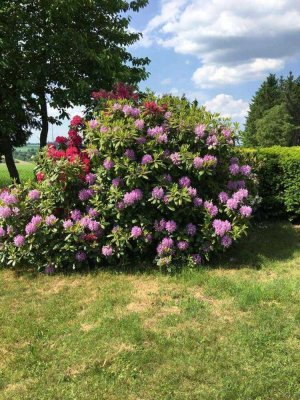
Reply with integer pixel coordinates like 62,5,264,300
1,136,20,184
39,89,48,148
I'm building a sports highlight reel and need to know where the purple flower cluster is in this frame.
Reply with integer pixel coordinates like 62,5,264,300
85,173,97,185
186,223,197,236
131,226,143,238
45,215,58,226
170,152,181,165
157,237,174,255
124,149,136,160
179,176,191,188
240,205,252,218
195,124,206,139
76,251,87,262
0,206,12,219
112,177,122,187
25,215,42,236
28,190,40,200
102,245,113,257
204,201,218,217
206,135,218,147
63,219,73,229
177,240,189,251
0,191,18,205
152,187,164,199
103,159,114,170
221,236,232,248
212,219,231,237
123,189,143,206
165,220,177,233
14,234,25,247
123,105,140,117
218,192,229,203
134,119,145,130
79,188,94,201
71,209,82,221
141,154,153,165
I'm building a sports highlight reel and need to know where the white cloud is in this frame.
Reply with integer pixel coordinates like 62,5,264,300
204,94,249,121
192,58,284,88
140,0,300,86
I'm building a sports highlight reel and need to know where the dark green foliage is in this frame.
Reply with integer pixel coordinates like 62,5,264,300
243,73,300,147
0,0,150,147
239,146,300,219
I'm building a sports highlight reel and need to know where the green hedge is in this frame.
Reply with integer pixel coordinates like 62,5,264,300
239,146,300,220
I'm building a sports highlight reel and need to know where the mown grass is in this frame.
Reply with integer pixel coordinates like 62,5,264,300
0,161,35,187
0,221,300,399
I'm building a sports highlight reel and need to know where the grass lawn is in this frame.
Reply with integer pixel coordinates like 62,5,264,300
0,161,35,187
1,221,300,399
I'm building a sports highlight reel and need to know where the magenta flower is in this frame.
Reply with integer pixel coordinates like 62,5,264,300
124,149,136,160
188,187,197,197
31,215,42,225
192,254,202,264
193,156,204,169
89,119,99,129
193,197,203,207
165,220,177,233
233,189,248,201
134,119,145,130
212,219,231,237
157,133,168,143
240,165,252,176
154,219,166,232
156,237,174,255
195,124,206,139
206,135,218,147
141,154,153,165
0,191,18,205
76,251,87,262
229,164,240,175
204,201,218,217
222,128,232,138
14,235,25,247
79,189,94,201
203,155,217,166
70,209,82,221
112,177,122,187
226,198,239,210
221,235,232,248
28,190,40,200
79,216,91,228
131,226,143,238
87,208,99,218
103,159,114,170
123,189,143,206
179,176,191,188
102,245,113,257
186,223,197,236
218,192,229,203
240,206,252,218
177,241,189,251
88,220,100,232
85,173,97,185
170,152,180,165
0,207,11,219
45,215,58,226
147,126,164,137
152,186,164,199
63,219,73,229
25,222,37,235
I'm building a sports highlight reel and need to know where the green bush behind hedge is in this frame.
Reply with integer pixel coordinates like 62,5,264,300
239,146,300,220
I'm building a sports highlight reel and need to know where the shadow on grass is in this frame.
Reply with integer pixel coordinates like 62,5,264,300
7,221,300,279
211,220,300,270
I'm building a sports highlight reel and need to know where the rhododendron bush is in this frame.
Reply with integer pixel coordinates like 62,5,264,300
0,88,255,272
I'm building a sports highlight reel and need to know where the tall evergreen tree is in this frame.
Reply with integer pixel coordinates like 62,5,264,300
243,74,281,146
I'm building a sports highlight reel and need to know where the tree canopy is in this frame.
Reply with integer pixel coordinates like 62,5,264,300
242,73,300,147
1,0,150,148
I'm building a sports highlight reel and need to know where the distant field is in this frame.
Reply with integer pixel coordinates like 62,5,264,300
0,161,35,187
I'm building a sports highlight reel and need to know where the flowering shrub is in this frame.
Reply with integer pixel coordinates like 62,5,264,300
0,88,255,272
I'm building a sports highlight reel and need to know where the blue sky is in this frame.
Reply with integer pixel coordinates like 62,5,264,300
30,0,300,142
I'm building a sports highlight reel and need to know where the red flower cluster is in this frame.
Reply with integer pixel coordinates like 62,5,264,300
70,115,84,127
46,116,90,174
91,82,138,101
143,101,168,115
